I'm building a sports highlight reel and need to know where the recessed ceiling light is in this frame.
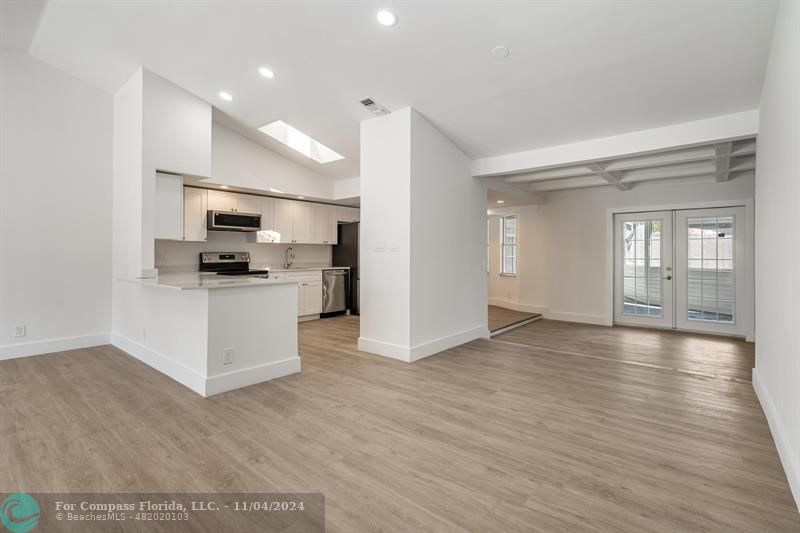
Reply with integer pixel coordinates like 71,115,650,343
218,91,233,101
376,10,397,26
220,185,229,189
496,200,505,204
491,45,510,58
259,67,275,79
258,120,345,164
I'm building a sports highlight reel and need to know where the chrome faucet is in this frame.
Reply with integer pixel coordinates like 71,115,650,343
284,246,295,269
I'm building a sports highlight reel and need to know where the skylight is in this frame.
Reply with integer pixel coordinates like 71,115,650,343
258,120,344,164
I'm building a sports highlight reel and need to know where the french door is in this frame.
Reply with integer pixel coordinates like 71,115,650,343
614,207,747,337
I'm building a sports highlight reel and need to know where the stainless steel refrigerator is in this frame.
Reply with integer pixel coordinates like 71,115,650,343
332,222,359,315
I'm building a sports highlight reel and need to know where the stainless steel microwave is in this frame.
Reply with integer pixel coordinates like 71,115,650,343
207,210,261,232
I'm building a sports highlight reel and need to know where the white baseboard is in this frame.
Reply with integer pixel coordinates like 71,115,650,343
205,357,301,397
359,325,486,363
110,333,206,396
753,367,800,512
545,311,611,326
409,325,486,362
358,337,411,362
0,333,110,360
488,298,548,315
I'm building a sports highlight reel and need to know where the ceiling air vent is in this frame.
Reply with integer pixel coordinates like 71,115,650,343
360,97,390,116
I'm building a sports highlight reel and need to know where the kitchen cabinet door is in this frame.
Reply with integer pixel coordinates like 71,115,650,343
326,205,339,244
207,190,236,212
183,187,207,241
235,193,260,214
292,201,314,244
258,197,274,231
273,198,294,243
155,172,184,240
303,280,323,315
309,204,327,244
317,205,337,244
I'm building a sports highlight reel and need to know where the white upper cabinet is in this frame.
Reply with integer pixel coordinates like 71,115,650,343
191,188,343,245
259,197,275,231
155,172,184,240
273,198,294,243
207,190,261,213
316,204,338,244
292,201,314,244
236,194,260,215
183,187,207,242
207,190,236,212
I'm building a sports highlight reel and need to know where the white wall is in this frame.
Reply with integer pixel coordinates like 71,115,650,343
409,110,487,349
211,122,335,199
359,107,487,361
333,176,360,201
489,176,756,327
752,0,800,511
359,108,412,354
0,51,112,358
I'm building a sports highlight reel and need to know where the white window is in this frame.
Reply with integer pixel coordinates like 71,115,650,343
501,215,517,275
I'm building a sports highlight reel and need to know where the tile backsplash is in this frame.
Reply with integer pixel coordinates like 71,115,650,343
155,231,331,271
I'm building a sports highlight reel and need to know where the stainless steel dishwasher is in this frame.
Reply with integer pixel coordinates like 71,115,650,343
321,269,348,315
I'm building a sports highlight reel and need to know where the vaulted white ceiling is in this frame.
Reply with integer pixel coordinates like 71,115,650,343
3,1,778,181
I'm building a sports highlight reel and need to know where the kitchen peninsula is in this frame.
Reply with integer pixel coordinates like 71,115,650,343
117,273,299,397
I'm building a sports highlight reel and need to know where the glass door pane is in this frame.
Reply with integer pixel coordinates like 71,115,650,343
622,220,663,317
614,212,673,328
686,215,734,323
675,207,746,337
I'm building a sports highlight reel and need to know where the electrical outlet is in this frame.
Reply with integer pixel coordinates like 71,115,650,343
14,325,26,338
223,348,234,365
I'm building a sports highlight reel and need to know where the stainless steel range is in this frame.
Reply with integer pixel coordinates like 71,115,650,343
198,252,270,278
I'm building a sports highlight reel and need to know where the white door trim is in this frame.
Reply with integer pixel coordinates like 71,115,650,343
605,199,754,339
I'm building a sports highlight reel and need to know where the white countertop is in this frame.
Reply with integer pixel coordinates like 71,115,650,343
135,265,351,290
134,273,298,291
262,266,350,272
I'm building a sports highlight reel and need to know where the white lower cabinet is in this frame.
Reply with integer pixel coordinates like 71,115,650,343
303,280,323,315
285,271,323,316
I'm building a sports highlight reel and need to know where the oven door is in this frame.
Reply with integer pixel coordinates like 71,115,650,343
207,211,261,232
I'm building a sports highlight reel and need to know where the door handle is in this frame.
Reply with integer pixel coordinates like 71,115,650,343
664,275,672,280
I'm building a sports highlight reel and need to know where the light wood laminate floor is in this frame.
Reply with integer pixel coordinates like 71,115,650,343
495,319,756,382
1,317,797,532
488,305,541,332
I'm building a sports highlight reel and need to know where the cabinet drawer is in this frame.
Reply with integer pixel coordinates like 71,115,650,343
284,270,322,282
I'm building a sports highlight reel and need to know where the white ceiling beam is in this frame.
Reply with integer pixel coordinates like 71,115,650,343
529,175,608,192
605,147,716,172
485,177,545,205
587,163,630,191
731,140,757,157
714,142,733,182
471,110,759,177
504,166,593,183
621,162,717,183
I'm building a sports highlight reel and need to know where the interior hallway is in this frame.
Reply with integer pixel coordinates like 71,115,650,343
0,316,796,532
